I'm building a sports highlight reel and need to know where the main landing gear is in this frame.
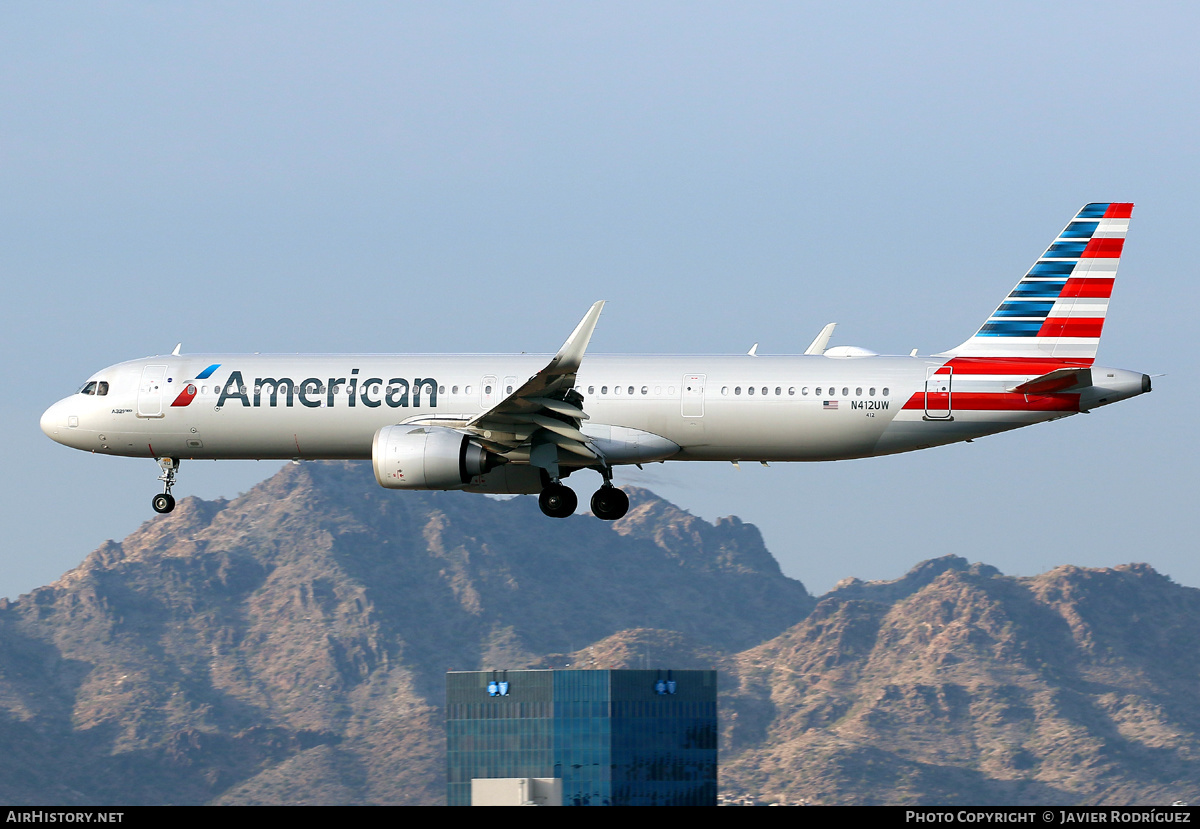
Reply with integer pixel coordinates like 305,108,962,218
152,457,179,514
538,481,577,519
590,484,629,521
536,469,629,521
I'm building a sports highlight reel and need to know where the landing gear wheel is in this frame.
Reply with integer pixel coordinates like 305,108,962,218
590,486,629,521
152,493,176,514
538,483,577,518
153,457,180,515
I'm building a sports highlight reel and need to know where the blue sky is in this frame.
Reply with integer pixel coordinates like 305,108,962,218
3,2,1195,598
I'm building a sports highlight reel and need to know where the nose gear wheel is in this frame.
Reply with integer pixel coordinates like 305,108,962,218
152,457,180,514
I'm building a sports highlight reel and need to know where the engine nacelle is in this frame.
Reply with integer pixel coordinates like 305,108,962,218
372,425,491,490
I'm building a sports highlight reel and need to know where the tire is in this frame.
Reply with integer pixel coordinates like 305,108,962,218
538,483,577,518
152,493,175,514
590,486,629,521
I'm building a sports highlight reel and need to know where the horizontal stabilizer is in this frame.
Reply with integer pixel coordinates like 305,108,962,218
1008,367,1093,395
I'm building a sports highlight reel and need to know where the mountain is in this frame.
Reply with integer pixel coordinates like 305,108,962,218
0,461,812,805
719,557,1200,805
1,461,1196,805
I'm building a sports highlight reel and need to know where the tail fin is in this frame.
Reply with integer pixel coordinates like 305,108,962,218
943,203,1132,361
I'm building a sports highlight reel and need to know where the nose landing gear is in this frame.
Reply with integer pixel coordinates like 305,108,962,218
152,457,179,514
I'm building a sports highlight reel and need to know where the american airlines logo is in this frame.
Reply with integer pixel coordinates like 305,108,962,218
203,369,441,409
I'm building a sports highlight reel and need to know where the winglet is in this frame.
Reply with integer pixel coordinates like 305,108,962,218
805,323,837,355
548,301,605,375
171,343,182,356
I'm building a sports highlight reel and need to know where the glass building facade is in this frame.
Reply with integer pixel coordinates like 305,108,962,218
446,669,717,806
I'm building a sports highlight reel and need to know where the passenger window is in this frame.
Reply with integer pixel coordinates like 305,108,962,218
775,387,781,395
856,387,862,396
588,386,595,395
465,385,473,395
485,385,493,394
506,385,513,395
870,387,876,396
815,387,822,396
842,387,849,396
453,385,460,394
439,385,446,394
748,386,755,395
734,386,742,395
601,386,608,394
788,387,795,395
628,386,634,395
762,387,768,396
801,387,808,395
615,386,622,395
883,387,890,396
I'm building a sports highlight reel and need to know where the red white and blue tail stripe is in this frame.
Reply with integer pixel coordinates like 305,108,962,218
944,203,1132,362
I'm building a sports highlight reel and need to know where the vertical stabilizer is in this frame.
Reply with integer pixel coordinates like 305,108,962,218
943,203,1132,362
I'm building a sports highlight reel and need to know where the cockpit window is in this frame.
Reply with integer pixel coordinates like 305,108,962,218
80,381,97,395
96,381,109,396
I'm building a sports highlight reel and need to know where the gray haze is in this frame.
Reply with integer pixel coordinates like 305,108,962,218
2,2,1193,598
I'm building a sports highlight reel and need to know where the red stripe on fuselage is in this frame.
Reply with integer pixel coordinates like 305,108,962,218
1060,277,1114,298
902,392,1079,412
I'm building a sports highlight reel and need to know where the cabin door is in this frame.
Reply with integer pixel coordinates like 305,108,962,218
137,365,167,418
924,366,953,420
681,374,706,417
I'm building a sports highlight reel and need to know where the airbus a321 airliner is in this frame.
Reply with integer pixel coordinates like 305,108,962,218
42,203,1151,520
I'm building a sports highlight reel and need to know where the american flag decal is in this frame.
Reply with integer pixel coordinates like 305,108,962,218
823,400,838,410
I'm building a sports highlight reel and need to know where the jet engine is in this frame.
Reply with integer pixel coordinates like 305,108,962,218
372,425,495,490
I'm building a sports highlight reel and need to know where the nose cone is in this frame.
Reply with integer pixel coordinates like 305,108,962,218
40,398,70,443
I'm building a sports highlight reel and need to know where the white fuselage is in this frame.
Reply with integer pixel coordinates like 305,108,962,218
41,351,1135,466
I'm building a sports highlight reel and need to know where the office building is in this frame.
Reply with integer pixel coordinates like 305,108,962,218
446,669,717,806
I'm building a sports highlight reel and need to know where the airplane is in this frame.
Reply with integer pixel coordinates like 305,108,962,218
41,203,1151,521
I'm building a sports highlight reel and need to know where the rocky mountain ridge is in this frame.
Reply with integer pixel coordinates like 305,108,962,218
0,461,1195,805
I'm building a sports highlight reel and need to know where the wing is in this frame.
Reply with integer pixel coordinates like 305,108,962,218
465,301,605,463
